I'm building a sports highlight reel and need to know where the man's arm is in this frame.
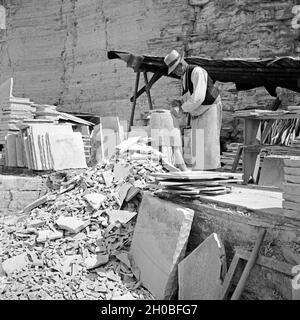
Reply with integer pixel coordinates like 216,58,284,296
181,67,208,113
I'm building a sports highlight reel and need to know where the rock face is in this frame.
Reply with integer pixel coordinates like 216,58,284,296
0,0,299,142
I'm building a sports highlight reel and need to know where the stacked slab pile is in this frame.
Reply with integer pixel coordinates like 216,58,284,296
5,122,87,171
0,139,167,300
0,78,35,166
151,171,243,198
282,156,300,220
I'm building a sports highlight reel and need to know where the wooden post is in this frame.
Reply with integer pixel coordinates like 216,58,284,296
243,118,261,184
230,228,266,300
143,72,153,110
129,71,141,129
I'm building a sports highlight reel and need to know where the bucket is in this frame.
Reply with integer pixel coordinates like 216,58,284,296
149,109,181,147
149,109,175,131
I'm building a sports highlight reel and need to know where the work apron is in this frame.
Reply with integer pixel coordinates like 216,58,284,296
187,95,222,170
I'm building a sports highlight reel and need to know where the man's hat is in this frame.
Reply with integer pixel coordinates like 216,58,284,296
164,50,182,75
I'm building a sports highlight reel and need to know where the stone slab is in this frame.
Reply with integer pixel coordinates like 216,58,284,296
36,229,63,242
282,183,300,196
85,254,109,270
178,233,226,300
284,167,300,176
285,174,300,184
130,193,194,300
283,209,300,221
107,209,137,225
283,157,300,167
102,171,114,186
6,133,17,167
259,156,286,189
283,193,300,204
55,216,90,234
2,253,29,275
46,131,87,170
83,193,106,210
113,163,133,182
283,200,300,213
113,182,132,207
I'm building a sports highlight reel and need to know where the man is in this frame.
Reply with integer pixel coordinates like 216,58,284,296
164,49,222,170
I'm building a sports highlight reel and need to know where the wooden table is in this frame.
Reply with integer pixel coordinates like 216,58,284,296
235,111,300,184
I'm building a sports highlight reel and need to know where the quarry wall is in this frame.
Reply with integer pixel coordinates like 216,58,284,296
0,0,300,143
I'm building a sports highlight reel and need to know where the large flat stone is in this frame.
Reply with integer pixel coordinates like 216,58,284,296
259,156,287,189
46,131,87,170
178,233,226,300
130,193,194,300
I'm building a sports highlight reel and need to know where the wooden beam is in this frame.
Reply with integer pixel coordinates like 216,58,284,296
236,249,293,277
130,71,163,102
143,72,153,110
129,71,141,129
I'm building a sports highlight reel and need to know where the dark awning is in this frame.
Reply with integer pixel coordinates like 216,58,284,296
107,50,300,97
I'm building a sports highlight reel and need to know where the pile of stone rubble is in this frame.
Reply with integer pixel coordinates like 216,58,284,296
0,146,166,300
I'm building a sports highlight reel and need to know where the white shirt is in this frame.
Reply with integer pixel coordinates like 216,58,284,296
181,66,208,113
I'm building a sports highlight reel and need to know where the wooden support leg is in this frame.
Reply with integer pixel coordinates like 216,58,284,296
129,71,141,130
130,71,163,102
143,72,153,110
243,118,261,184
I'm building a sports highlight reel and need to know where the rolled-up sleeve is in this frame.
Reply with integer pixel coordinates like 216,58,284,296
181,67,207,113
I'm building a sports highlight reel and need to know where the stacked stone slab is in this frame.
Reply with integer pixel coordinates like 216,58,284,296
0,78,34,166
282,156,300,220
